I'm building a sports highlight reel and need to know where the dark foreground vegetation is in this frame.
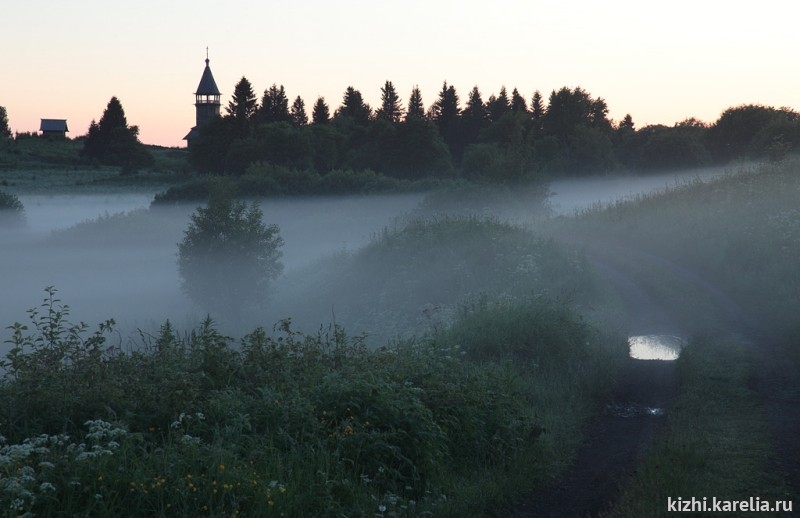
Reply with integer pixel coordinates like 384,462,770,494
0,288,619,516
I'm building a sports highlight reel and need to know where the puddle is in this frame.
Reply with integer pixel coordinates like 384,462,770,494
628,335,685,360
605,402,665,418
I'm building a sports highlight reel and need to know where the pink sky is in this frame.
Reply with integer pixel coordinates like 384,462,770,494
3,1,798,148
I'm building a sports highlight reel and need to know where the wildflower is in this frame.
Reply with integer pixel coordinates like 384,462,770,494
378,504,387,513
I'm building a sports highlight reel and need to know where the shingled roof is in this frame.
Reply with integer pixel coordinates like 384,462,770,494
195,58,220,95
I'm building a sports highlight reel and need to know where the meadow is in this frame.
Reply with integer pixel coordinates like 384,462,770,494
1,153,799,515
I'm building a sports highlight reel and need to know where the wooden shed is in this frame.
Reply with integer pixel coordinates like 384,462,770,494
39,119,69,137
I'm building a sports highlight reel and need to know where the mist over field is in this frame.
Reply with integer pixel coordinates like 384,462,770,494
0,165,733,350
1,157,799,516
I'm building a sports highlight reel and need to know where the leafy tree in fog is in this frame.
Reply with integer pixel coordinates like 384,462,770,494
81,96,153,172
0,190,25,226
177,192,284,320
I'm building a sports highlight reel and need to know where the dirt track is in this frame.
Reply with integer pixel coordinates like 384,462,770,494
510,243,800,517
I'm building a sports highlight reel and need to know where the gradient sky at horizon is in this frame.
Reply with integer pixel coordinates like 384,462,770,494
2,1,798,148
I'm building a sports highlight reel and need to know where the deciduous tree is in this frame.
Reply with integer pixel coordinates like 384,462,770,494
177,192,284,321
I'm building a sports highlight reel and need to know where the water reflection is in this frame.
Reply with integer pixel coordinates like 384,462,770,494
628,335,685,360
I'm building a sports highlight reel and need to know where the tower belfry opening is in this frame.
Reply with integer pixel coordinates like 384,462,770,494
184,51,222,144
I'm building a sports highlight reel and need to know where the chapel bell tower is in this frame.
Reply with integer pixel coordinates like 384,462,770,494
184,50,221,144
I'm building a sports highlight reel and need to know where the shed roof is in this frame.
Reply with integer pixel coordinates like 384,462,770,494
40,119,69,132
195,58,221,96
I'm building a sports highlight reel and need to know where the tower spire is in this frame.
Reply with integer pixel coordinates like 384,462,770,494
184,51,222,144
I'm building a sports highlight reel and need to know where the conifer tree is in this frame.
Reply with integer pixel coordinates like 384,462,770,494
406,86,425,120
463,86,487,123
430,82,460,128
376,80,403,123
511,88,528,113
81,96,153,171
488,86,510,122
0,106,11,138
290,96,308,126
259,84,291,124
335,86,371,124
312,97,330,124
226,77,258,135
530,90,545,124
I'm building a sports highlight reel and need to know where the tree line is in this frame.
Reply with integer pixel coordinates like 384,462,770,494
188,79,800,181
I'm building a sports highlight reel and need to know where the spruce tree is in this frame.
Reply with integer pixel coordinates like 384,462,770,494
81,97,153,171
376,80,403,123
488,86,510,122
0,106,11,138
226,77,258,135
335,86,371,124
290,96,308,126
259,84,291,124
406,86,425,120
511,88,528,113
531,91,545,124
312,97,330,124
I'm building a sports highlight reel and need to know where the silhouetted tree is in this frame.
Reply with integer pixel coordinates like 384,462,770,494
0,106,10,138
430,82,462,158
707,104,788,162
618,114,635,132
290,96,308,126
462,86,488,145
487,87,510,122
188,116,236,174
178,191,284,321
430,82,460,129
542,87,594,142
376,80,403,123
312,97,330,124
81,96,153,172
335,86,372,125
530,90,545,133
510,88,527,113
259,84,291,124
226,77,258,136
406,86,425,120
